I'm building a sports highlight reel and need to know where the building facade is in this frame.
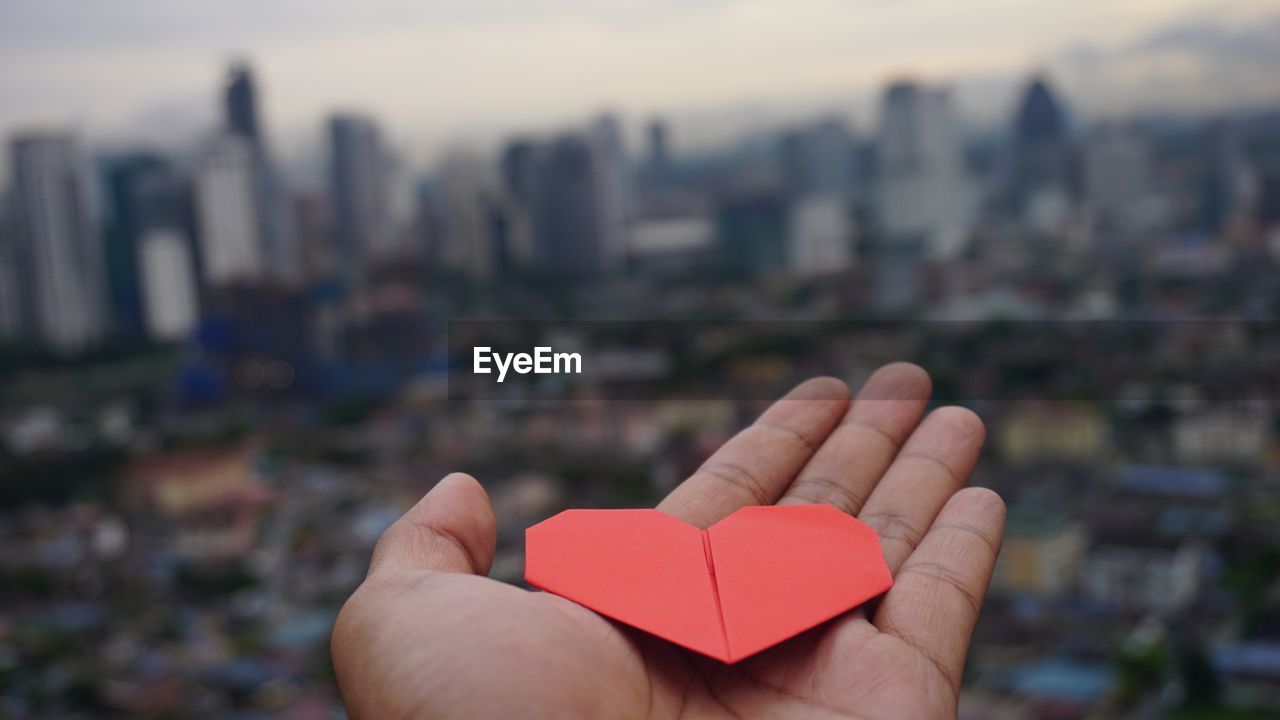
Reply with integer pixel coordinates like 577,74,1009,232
8,132,107,351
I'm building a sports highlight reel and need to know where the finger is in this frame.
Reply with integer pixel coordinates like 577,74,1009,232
657,377,850,527
873,487,1005,695
368,473,497,576
857,406,985,573
778,363,930,513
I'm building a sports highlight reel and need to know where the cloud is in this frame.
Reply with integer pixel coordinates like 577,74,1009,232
0,0,1278,172
1050,13,1280,119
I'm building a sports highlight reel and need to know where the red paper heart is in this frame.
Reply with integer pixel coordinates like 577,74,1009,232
525,505,892,663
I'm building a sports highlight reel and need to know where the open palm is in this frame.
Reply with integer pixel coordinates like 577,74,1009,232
332,364,1005,719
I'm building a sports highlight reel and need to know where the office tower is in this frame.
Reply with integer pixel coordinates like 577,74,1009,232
440,152,531,281
1084,124,1160,236
129,162,200,334
329,113,393,284
439,152,496,280
291,190,335,282
590,113,631,273
1259,165,1280,230
500,133,606,278
647,119,670,172
195,135,264,285
1009,75,1074,216
102,153,169,338
781,118,856,201
139,228,198,342
220,62,299,284
538,135,604,277
8,132,107,351
499,138,544,274
131,164,199,277
502,139,541,208
225,62,262,144
716,188,788,277
788,196,852,275
0,192,21,338
875,81,973,258
1202,120,1251,233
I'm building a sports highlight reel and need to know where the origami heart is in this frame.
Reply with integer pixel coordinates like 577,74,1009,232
525,505,892,663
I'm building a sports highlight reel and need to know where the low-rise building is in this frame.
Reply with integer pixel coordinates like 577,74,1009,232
998,403,1110,465
128,444,273,562
993,507,1085,598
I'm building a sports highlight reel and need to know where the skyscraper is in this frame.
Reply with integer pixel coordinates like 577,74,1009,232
1008,75,1074,216
329,113,392,284
440,152,503,281
538,135,604,277
590,114,631,273
225,62,262,146
220,62,299,284
788,196,852,275
1084,124,1159,236
102,152,168,339
1202,119,1250,233
8,132,107,351
500,132,608,278
291,190,335,283
119,159,200,340
716,188,788,277
139,229,199,342
647,119,670,173
195,135,264,286
781,118,857,201
0,191,22,338
875,81,973,258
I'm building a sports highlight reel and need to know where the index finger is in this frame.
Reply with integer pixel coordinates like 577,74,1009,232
656,377,849,527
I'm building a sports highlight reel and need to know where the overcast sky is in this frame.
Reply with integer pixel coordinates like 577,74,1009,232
2,0,1279,175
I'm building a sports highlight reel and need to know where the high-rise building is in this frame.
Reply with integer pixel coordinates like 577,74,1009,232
1202,120,1251,233
291,190,335,283
225,62,262,144
590,114,631,273
119,160,199,339
0,191,22,338
781,118,857,201
195,135,264,286
139,228,198,342
439,152,498,281
502,139,541,209
8,132,107,351
537,135,604,277
441,152,531,281
1008,75,1075,217
1258,165,1280,231
1084,124,1161,236
329,113,392,284
132,163,199,280
716,188,788,277
647,119,670,172
102,153,169,338
501,133,607,278
788,196,853,275
875,81,974,258
220,62,299,285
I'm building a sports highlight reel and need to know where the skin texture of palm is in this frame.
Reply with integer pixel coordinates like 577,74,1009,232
332,364,1005,719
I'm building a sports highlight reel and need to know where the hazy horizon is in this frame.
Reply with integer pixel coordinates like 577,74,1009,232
3,0,1280,184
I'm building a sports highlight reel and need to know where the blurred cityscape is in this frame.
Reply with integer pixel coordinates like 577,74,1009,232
4,14,1280,719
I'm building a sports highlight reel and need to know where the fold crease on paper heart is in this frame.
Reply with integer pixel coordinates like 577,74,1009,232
525,505,893,663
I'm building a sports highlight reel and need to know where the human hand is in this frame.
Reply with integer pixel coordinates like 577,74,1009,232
331,364,1004,719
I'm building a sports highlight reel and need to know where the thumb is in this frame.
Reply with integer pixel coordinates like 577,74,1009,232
368,473,497,577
